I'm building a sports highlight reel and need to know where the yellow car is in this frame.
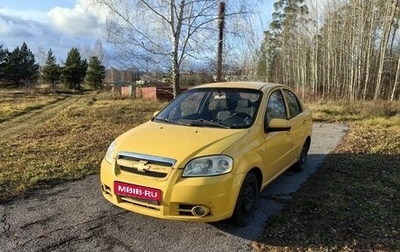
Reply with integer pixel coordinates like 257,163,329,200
100,82,312,226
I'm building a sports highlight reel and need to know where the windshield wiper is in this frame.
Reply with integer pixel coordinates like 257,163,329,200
154,117,190,126
189,119,230,129
154,117,179,124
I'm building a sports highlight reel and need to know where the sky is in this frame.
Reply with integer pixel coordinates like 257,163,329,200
0,0,275,67
0,0,106,64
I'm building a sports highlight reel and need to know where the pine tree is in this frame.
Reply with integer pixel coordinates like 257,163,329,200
2,43,39,87
3,46,23,86
62,48,88,90
85,56,105,89
42,49,61,92
19,43,39,88
0,45,8,83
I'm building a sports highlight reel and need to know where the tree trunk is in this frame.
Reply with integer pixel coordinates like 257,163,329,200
170,0,185,98
363,1,376,100
391,54,400,101
374,0,397,100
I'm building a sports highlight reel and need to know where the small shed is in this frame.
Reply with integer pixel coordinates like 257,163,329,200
137,87,174,101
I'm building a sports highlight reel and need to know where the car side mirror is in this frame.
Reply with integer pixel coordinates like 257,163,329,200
267,118,291,132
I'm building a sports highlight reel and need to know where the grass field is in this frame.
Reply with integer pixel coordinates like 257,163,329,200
0,90,399,251
0,91,164,199
0,90,67,122
254,101,400,251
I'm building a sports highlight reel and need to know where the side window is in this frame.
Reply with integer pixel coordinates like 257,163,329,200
283,90,302,118
266,90,287,125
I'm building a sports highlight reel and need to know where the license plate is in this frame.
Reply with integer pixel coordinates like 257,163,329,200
114,181,162,201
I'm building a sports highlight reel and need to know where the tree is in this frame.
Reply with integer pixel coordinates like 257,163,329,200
262,0,309,90
62,48,88,90
254,0,400,101
85,56,106,89
0,45,8,83
374,0,398,100
90,0,261,98
42,49,61,92
19,43,40,88
256,30,279,82
3,42,39,88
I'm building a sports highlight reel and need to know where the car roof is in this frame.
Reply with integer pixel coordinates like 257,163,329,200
192,81,286,91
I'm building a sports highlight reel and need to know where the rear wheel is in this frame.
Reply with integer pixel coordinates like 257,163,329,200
232,172,259,226
294,142,309,172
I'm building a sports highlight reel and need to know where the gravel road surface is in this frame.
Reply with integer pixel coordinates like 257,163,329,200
0,122,348,252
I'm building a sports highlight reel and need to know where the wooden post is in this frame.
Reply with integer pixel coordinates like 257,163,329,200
216,1,225,82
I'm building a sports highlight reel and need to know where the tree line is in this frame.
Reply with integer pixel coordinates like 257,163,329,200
0,43,106,91
2,1,399,101
256,0,400,101
90,0,399,101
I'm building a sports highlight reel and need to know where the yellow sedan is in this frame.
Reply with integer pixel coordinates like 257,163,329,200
100,82,312,226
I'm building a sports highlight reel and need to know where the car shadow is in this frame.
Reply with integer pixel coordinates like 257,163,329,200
210,152,399,251
209,153,336,240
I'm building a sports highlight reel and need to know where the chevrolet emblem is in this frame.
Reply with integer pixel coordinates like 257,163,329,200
133,160,150,172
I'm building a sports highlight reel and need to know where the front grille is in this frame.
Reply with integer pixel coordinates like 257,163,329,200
118,152,176,167
116,152,176,178
120,165,167,178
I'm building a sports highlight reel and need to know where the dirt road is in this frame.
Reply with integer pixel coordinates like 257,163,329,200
0,120,348,252
0,94,82,140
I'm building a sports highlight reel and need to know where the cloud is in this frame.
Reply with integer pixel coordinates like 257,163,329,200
0,12,51,47
0,1,109,64
47,0,105,38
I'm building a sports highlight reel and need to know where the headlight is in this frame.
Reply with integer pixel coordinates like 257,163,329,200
104,140,116,164
182,155,233,177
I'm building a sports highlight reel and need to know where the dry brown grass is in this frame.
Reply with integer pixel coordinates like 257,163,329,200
0,91,164,200
0,89,67,122
254,101,400,251
308,100,400,122
1,90,399,250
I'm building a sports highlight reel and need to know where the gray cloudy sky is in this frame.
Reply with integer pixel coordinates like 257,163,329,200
0,0,275,67
0,0,106,64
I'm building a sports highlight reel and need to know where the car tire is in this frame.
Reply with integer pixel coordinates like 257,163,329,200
232,172,259,226
294,142,309,172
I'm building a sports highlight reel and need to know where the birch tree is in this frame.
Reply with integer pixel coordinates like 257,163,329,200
374,0,397,100
257,0,400,101
261,0,309,86
89,0,261,98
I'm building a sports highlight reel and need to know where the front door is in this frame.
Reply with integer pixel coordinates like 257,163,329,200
262,89,293,182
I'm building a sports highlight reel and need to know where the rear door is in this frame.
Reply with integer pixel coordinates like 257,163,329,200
283,89,308,159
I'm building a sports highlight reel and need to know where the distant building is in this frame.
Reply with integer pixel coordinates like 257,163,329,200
104,68,140,85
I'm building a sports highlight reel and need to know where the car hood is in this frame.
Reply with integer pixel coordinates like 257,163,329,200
115,121,249,167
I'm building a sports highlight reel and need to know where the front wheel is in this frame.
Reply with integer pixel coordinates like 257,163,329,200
232,172,259,226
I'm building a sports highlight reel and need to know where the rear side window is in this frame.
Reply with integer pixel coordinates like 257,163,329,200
283,90,302,118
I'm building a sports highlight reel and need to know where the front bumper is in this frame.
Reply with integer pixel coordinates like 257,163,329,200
100,159,241,222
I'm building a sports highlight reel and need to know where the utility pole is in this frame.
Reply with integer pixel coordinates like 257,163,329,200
216,1,225,82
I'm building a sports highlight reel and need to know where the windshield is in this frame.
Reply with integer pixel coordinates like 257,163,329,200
153,88,262,128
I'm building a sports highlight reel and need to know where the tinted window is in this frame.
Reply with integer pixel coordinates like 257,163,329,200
266,90,287,125
283,90,302,118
